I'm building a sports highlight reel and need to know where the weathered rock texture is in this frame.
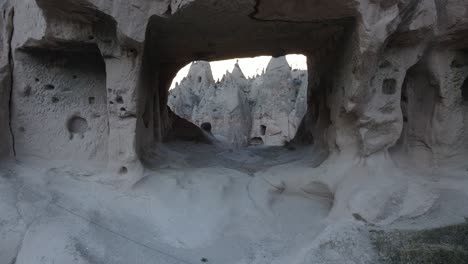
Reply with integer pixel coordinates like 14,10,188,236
168,57,308,147
0,0,467,227
1,0,468,263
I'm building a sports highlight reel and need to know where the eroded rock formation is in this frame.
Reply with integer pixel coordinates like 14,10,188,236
1,0,468,263
168,57,308,147
0,0,466,217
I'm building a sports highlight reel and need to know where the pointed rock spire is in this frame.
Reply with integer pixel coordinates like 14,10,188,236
187,61,215,84
231,60,245,79
266,56,290,73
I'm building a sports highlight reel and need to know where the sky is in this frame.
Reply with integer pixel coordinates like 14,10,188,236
170,54,307,89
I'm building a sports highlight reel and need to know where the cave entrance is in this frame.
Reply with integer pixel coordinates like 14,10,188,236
167,55,308,147
137,0,350,156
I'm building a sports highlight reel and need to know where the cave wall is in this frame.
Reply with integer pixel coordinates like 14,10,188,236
11,49,109,161
0,0,467,183
390,49,468,166
427,50,468,162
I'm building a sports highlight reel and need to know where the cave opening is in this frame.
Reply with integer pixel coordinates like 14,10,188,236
462,77,468,102
392,61,438,163
134,0,350,172
167,54,309,148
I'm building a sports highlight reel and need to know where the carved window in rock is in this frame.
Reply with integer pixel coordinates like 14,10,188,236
382,78,397,95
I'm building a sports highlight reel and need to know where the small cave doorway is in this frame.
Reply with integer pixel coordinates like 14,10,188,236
392,62,437,157
462,77,468,102
250,137,264,146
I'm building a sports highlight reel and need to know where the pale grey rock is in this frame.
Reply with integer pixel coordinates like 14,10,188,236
11,51,109,161
191,65,252,147
170,58,308,147
168,61,214,120
1,0,465,177
250,57,305,146
300,221,378,264
1,0,468,263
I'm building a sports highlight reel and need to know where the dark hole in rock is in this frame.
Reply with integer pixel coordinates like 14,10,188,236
51,97,59,103
402,94,408,102
293,78,302,86
119,166,128,174
88,97,95,104
88,35,94,40
34,78,40,82
201,122,212,133
120,107,126,111
380,0,396,9
250,137,264,145
284,140,296,151
403,116,408,122
109,101,114,104
260,125,266,136
142,111,150,129
462,77,468,101
67,116,88,139
22,85,31,96
451,59,464,68
200,258,208,263
166,3,172,15
44,84,55,90
379,60,392,68
73,75,77,79
382,79,397,95
198,76,202,83
116,96,124,104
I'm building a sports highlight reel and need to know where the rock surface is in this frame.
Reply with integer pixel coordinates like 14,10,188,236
0,0,465,175
1,0,468,263
169,57,308,147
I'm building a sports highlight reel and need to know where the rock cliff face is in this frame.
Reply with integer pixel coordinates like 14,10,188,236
0,0,465,177
1,0,468,263
168,57,308,147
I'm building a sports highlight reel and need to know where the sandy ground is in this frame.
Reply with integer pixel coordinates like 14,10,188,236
1,141,468,264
